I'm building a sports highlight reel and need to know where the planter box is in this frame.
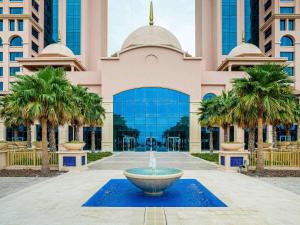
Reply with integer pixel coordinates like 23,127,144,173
221,143,244,151
62,143,86,151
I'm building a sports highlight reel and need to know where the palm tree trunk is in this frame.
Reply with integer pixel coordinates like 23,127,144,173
75,125,80,141
13,127,18,141
91,127,96,152
273,125,277,148
286,124,291,141
209,127,213,155
41,117,49,174
26,124,31,148
224,125,229,143
49,124,56,152
257,111,264,172
248,127,255,152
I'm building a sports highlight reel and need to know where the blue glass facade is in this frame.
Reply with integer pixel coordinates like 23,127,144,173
44,0,59,47
222,0,237,55
66,0,81,55
244,0,259,46
113,88,190,152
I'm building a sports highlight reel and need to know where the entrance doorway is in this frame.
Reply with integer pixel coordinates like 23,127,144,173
145,137,157,151
122,136,136,151
167,137,181,151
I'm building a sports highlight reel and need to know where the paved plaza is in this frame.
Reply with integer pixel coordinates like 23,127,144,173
0,153,299,225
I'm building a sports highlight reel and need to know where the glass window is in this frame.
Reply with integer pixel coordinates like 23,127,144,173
44,0,59,46
222,0,237,55
32,27,39,39
9,20,15,31
201,127,220,151
0,82,3,91
10,0,23,2
32,0,39,12
244,0,259,45
10,36,23,46
264,26,272,39
280,36,294,46
83,127,102,150
284,67,294,76
0,38,2,46
264,12,272,22
113,88,190,152
0,8,3,14
203,93,217,101
0,52,2,61
0,20,2,31
66,0,81,55
264,41,272,53
264,0,272,11
280,19,286,31
10,52,23,61
288,20,294,31
280,52,294,61
18,20,23,31
10,7,23,14
32,41,39,53
280,7,294,14
9,67,20,76
0,67,3,76
32,12,39,22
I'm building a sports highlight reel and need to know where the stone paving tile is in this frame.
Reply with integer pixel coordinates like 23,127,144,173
256,177,300,195
0,177,49,199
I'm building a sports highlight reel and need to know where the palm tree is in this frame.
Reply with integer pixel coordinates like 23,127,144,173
232,63,294,172
12,67,72,173
84,93,105,152
70,85,90,141
214,91,236,142
198,99,218,155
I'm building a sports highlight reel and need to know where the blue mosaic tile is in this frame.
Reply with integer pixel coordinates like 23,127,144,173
230,157,244,167
221,156,225,166
82,179,227,207
63,156,76,167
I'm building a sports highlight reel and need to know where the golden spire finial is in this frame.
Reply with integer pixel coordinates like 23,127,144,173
58,31,61,43
149,0,154,26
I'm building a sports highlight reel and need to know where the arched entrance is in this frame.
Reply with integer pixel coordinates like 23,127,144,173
113,87,190,152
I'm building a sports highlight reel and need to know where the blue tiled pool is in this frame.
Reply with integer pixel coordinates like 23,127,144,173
82,179,227,207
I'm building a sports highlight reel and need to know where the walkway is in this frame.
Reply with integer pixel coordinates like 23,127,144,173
88,152,219,170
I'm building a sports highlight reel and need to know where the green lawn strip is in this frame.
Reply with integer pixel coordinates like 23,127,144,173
191,153,219,164
87,152,113,163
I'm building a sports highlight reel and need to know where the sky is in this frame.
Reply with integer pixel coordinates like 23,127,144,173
108,0,195,56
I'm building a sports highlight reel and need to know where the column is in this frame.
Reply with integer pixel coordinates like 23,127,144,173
189,102,201,153
101,102,113,152
0,120,5,140
58,125,69,150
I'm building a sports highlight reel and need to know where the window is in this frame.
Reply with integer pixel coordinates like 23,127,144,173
203,93,217,101
32,41,38,53
284,67,294,76
0,8,3,14
10,7,23,14
0,20,2,31
0,38,2,46
0,68,3,77
0,52,3,61
10,36,23,46
18,20,23,31
280,19,286,31
66,0,81,55
264,0,272,11
222,0,237,55
288,20,294,31
10,52,23,61
280,52,294,61
280,7,294,14
32,13,39,22
244,0,259,45
10,0,23,1
44,0,59,46
32,0,39,12
9,67,20,76
264,26,272,39
0,82,3,91
265,41,272,53
9,20,15,31
264,12,272,22
280,36,294,46
32,27,39,39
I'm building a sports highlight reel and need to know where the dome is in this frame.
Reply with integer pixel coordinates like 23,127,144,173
228,43,264,57
39,42,75,57
121,25,182,51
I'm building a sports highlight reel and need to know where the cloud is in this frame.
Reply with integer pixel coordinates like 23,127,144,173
108,0,195,55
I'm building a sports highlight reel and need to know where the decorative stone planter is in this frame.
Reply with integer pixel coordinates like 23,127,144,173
32,141,42,149
62,142,86,151
221,143,244,151
263,143,272,149
14,141,27,148
0,142,8,150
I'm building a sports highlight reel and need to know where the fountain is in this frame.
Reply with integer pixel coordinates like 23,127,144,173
124,146,183,196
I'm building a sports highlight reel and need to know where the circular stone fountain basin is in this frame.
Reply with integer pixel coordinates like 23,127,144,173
124,167,183,196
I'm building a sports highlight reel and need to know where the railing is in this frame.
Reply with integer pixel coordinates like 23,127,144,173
7,150,58,167
249,150,300,168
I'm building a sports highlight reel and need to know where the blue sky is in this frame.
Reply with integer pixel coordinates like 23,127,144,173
108,0,195,55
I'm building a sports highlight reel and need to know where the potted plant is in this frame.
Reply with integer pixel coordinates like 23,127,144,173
32,141,42,149
62,141,86,151
0,141,7,150
221,142,244,151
